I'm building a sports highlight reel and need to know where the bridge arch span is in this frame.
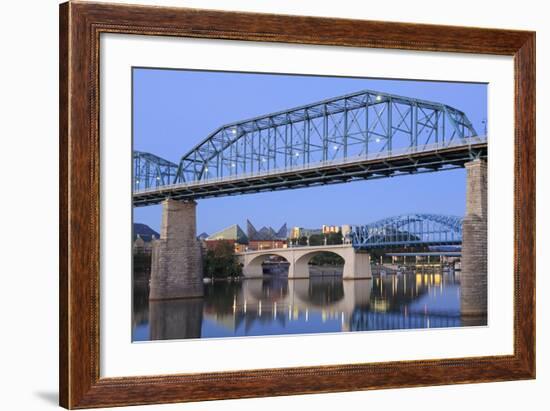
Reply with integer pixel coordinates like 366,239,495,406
245,253,290,277
294,250,346,278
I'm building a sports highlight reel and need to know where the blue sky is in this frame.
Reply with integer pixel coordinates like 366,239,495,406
133,68,487,234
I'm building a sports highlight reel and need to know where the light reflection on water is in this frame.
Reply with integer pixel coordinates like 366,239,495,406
133,269,486,341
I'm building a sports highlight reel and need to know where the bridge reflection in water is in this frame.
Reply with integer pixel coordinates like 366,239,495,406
132,269,486,341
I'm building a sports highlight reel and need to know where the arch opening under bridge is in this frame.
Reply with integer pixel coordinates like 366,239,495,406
245,253,291,277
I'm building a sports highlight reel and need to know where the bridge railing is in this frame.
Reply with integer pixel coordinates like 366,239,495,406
134,135,486,194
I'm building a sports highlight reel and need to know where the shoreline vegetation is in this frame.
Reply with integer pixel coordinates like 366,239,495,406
203,241,243,279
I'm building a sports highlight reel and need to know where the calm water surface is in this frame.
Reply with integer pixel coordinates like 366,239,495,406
133,267,486,341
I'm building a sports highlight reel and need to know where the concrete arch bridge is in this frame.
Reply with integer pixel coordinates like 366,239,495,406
237,244,371,279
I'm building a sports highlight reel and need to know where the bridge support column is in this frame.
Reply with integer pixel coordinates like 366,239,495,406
461,159,487,317
290,257,309,278
150,199,203,300
342,250,372,279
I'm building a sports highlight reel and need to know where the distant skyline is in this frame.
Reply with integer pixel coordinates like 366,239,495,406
133,68,487,234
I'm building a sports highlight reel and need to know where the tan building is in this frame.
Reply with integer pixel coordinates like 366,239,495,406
289,226,322,239
247,239,287,251
322,225,341,234
290,226,302,239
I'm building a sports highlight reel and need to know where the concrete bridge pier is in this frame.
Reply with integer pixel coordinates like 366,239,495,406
289,258,307,279
460,159,488,316
149,199,203,300
342,251,371,279
292,248,372,279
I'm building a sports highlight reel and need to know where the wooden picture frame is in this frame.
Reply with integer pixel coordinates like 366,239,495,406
59,1,535,408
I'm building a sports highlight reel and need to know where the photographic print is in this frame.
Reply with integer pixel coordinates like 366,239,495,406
131,68,488,342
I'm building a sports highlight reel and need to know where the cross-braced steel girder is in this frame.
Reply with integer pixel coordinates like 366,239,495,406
133,150,178,190
172,89,478,185
351,213,463,249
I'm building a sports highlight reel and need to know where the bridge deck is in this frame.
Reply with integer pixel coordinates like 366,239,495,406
133,139,486,206
236,243,354,256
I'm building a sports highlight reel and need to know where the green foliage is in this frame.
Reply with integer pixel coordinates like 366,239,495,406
309,251,344,266
203,241,243,279
325,232,343,245
133,251,151,273
308,234,324,246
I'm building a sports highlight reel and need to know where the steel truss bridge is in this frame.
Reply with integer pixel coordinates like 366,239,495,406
351,213,463,249
133,89,486,206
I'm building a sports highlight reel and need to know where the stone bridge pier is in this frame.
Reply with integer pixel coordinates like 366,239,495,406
149,199,203,300
460,159,487,316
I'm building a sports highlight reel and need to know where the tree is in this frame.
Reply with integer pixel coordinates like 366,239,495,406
310,251,344,266
203,241,243,279
326,232,343,245
308,234,324,246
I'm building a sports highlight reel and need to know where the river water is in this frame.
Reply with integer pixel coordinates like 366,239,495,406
133,267,486,341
